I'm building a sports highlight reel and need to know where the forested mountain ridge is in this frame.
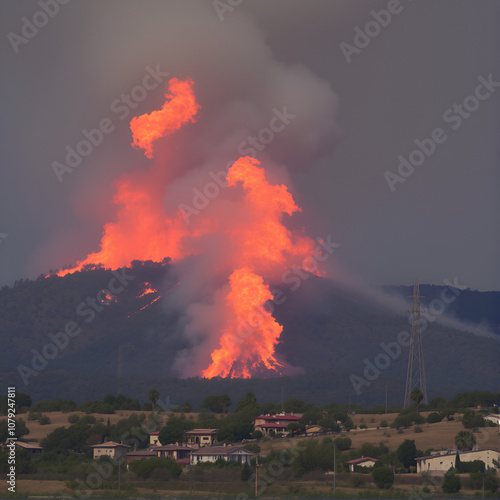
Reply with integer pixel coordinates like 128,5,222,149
0,262,498,406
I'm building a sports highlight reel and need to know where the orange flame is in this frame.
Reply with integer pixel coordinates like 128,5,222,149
202,157,316,378
202,268,283,378
56,78,199,277
130,77,199,158
53,80,322,379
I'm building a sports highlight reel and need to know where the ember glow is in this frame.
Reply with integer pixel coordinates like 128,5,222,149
53,77,321,379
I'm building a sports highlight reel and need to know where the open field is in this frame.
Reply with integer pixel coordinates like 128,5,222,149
0,475,492,498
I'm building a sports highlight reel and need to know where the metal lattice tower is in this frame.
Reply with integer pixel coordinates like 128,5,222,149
404,279,428,407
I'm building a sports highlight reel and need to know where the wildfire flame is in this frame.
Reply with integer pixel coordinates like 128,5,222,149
201,268,283,379
130,77,199,158
53,77,321,379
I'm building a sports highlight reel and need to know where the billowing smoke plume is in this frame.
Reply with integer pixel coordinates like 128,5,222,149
39,4,340,377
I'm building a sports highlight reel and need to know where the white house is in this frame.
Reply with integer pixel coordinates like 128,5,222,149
346,457,378,472
190,445,254,465
416,451,457,474
459,449,500,470
90,441,130,460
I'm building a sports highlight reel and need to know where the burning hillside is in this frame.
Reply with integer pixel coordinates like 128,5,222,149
50,77,325,378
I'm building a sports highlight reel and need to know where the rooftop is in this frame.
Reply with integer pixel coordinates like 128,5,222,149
253,414,301,422
346,457,378,465
191,445,254,456
90,441,131,449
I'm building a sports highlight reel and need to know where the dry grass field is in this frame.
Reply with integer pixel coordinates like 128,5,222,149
258,413,499,455
22,410,202,441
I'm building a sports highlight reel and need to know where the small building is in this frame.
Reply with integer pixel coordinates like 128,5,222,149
90,441,130,460
149,431,161,447
3,441,43,455
416,451,457,474
190,445,254,465
253,413,301,436
154,443,194,464
126,449,157,467
459,449,500,470
346,457,378,472
305,425,325,436
185,429,217,448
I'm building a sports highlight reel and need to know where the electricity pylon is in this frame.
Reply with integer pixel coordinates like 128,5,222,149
404,279,427,407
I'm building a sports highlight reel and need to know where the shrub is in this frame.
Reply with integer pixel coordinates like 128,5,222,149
359,424,367,429
38,415,51,425
129,457,181,480
80,415,96,425
414,426,423,433
252,430,263,439
334,436,352,451
426,412,443,424
350,474,367,487
241,462,252,481
442,468,461,493
68,414,80,424
462,409,485,429
372,467,394,489
379,420,388,428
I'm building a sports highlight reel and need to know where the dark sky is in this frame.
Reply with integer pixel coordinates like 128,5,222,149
1,0,499,291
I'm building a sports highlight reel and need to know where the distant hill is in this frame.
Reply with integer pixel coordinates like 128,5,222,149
0,261,498,407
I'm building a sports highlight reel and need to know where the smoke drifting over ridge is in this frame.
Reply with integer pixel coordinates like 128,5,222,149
34,3,340,377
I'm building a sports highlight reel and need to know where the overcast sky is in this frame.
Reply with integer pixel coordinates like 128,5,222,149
1,0,499,291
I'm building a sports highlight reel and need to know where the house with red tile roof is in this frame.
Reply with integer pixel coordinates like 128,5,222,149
253,413,301,436
346,457,378,472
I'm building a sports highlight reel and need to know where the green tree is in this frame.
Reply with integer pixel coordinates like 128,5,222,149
334,436,351,451
0,418,29,442
148,389,160,412
236,392,258,412
1,393,32,415
469,470,499,493
179,401,193,413
442,468,461,493
410,388,424,414
372,467,394,489
455,430,476,450
241,462,252,481
159,415,194,444
396,439,417,469
461,409,485,429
